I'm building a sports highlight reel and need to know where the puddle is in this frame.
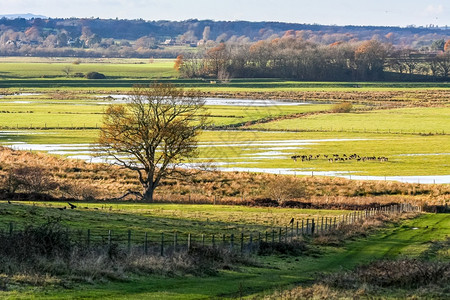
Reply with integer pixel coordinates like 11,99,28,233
210,167,450,184
396,153,450,157
0,101,32,104
0,93,40,98
6,142,91,152
98,95,309,107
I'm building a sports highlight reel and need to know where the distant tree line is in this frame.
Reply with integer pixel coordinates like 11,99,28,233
0,17,448,59
179,38,450,81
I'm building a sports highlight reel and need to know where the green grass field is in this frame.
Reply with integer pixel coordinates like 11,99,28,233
0,201,348,237
0,93,331,128
1,209,447,299
0,58,449,91
250,106,450,134
0,59,177,80
0,57,449,178
0,57,449,299
2,129,449,177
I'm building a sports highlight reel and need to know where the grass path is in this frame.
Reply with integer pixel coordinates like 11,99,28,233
2,213,448,299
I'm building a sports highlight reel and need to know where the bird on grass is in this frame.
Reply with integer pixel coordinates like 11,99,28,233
68,202,77,209
289,218,294,225
57,206,66,211
7,200,12,204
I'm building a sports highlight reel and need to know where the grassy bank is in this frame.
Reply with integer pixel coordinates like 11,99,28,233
0,213,447,299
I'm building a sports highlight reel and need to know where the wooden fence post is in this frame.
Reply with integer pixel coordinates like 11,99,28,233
188,233,192,250
144,232,148,255
127,230,131,253
285,226,288,242
301,219,304,235
160,233,164,256
311,219,315,236
306,219,310,235
174,232,178,252
230,234,234,250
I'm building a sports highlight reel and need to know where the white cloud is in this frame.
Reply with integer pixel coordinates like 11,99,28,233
425,4,444,15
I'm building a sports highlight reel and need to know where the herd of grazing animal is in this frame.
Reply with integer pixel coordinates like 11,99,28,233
291,153,389,163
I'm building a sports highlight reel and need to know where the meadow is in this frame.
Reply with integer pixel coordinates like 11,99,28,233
0,201,349,236
0,206,447,299
2,128,449,177
0,57,449,299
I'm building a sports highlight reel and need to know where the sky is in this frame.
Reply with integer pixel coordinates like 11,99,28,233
0,0,448,27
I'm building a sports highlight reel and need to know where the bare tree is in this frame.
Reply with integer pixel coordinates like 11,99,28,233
202,26,211,41
62,66,73,77
97,83,207,202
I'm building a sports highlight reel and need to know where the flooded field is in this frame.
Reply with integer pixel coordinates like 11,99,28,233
0,92,448,184
97,95,308,106
2,131,449,184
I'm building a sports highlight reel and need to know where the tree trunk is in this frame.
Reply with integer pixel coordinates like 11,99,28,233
143,187,154,202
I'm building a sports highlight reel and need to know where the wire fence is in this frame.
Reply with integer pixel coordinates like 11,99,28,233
2,203,420,256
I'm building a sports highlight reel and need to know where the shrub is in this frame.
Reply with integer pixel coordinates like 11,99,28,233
264,176,306,203
250,197,279,207
5,165,57,194
323,259,450,289
257,240,308,256
85,72,106,79
60,181,99,201
331,102,352,113
0,220,72,261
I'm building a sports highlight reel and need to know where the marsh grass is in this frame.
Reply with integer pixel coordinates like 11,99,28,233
0,146,448,209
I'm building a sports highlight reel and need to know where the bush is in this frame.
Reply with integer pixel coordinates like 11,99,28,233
60,181,99,201
257,240,309,256
331,102,352,113
250,197,279,207
5,165,57,194
85,72,106,79
0,220,72,261
264,176,306,203
323,259,450,289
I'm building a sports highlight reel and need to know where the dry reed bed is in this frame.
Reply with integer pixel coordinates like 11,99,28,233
0,146,448,208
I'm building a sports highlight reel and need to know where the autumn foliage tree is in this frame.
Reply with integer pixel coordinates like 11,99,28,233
444,40,450,52
205,42,229,77
97,83,207,202
354,40,388,80
174,54,184,71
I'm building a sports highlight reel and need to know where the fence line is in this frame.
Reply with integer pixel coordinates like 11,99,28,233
0,124,447,136
3,203,420,256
